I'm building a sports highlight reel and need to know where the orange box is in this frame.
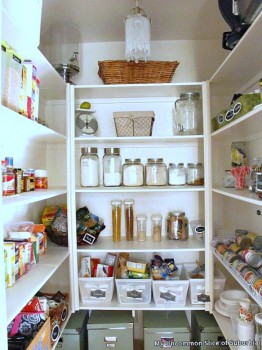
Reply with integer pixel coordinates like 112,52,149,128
27,317,50,350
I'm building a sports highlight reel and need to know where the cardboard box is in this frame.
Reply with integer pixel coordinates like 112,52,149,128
27,317,51,350
126,260,147,273
4,242,15,287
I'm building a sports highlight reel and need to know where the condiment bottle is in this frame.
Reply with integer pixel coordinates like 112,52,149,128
136,214,147,241
2,158,15,196
80,147,99,187
124,199,134,241
35,169,48,189
145,158,167,186
111,200,122,242
122,159,144,186
168,163,186,185
103,148,122,186
151,214,162,242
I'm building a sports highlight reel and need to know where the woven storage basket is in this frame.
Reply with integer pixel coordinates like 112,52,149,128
113,111,155,137
98,60,179,84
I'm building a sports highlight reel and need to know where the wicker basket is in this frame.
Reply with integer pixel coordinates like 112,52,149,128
113,111,155,137
98,60,180,84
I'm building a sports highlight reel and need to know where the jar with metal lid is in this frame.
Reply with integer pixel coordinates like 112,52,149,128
151,214,162,242
168,163,186,186
166,211,188,240
173,92,202,135
145,158,167,186
187,162,204,186
80,147,99,187
123,159,144,186
124,199,134,241
103,148,122,186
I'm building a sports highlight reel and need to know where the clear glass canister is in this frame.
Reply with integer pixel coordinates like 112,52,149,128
187,162,204,185
136,214,147,241
80,147,99,187
145,158,167,186
223,169,235,188
103,148,122,186
151,214,162,242
111,200,122,242
168,163,186,185
173,92,202,135
123,158,144,186
166,211,188,240
124,199,134,241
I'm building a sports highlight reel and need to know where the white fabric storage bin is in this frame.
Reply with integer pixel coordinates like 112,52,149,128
152,264,189,306
78,271,114,304
116,278,152,304
183,263,226,304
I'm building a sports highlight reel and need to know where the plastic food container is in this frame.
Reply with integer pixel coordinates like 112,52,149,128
4,221,35,239
115,278,152,304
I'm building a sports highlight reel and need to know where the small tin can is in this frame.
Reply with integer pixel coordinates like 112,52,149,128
228,242,241,253
216,243,228,255
235,235,251,249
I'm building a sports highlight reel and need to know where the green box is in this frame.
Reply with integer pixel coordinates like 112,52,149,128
144,311,190,349
87,310,134,350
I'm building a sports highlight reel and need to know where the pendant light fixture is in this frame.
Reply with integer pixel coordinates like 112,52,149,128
125,0,151,63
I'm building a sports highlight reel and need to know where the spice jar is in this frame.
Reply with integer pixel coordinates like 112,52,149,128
136,214,147,242
166,211,188,240
80,147,99,187
151,214,162,242
124,199,134,241
103,148,122,186
168,163,186,185
123,159,144,186
111,200,122,242
145,158,167,186
35,169,48,189
187,162,204,185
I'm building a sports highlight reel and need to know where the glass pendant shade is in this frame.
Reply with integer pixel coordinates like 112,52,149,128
125,2,151,63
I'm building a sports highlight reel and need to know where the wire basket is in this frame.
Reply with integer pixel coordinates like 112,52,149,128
98,60,180,84
113,111,155,137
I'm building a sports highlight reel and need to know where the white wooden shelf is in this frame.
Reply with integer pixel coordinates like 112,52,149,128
6,243,69,324
2,188,67,208
210,10,262,96
212,186,262,206
0,106,66,145
211,104,262,142
77,236,205,253
76,185,205,193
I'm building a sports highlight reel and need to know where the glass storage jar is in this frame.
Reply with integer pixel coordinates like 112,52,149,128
145,158,167,186
80,147,99,187
136,214,147,241
173,92,202,135
223,169,235,188
103,148,122,186
168,163,186,185
166,211,188,240
111,200,122,242
151,214,162,242
124,199,134,241
123,158,144,186
187,162,204,185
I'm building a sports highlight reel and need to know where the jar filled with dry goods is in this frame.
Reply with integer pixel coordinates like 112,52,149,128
123,159,144,186
168,163,186,186
145,158,167,186
124,199,134,241
166,211,188,240
136,214,147,242
151,214,162,242
187,162,204,186
80,147,99,187
103,148,122,186
111,200,122,242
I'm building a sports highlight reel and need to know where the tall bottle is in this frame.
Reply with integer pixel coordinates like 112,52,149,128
111,200,122,242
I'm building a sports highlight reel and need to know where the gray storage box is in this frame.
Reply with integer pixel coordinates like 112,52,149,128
87,310,134,350
191,311,230,350
55,310,88,350
144,311,190,349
